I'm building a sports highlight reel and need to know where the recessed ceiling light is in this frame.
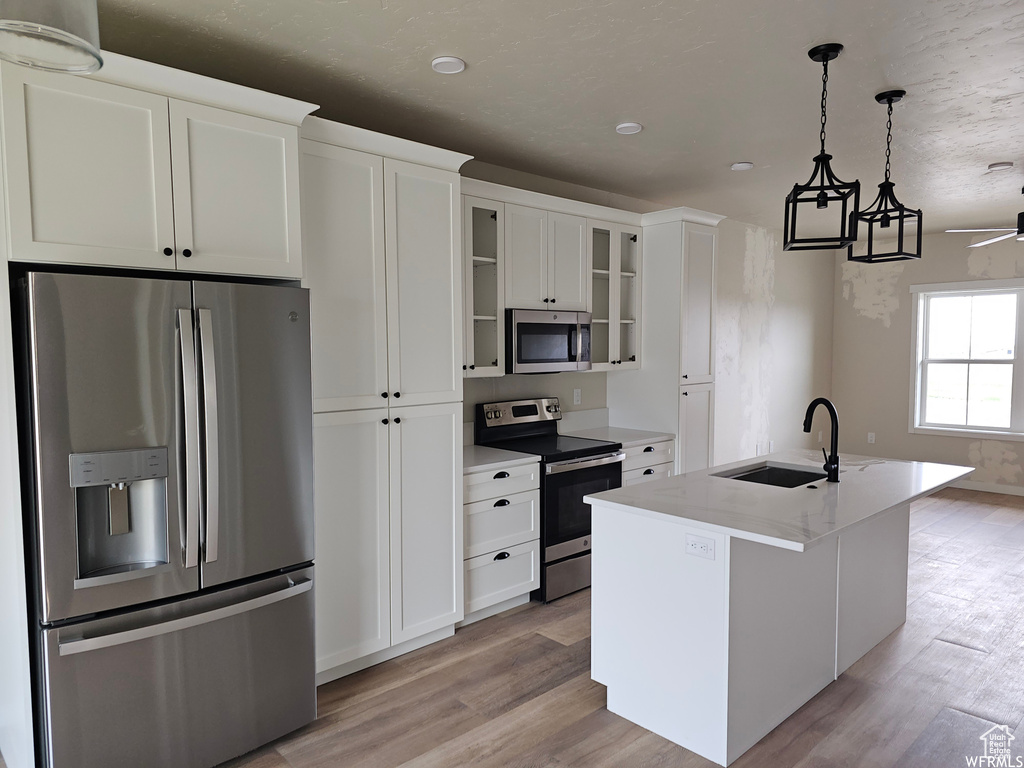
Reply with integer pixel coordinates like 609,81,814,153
615,122,643,135
988,162,1014,172
731,162,755,171
431,56,466,74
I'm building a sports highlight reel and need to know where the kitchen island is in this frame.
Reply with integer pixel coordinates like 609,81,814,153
585,449,972,766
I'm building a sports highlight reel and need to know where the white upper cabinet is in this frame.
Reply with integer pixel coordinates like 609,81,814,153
168,100,302,278
301,141,388,412
589,220,642,371
1,62,307,278
503,204,588,311
384,158,462,407
1,67,175,270
680,224,717,385
463,196,505,378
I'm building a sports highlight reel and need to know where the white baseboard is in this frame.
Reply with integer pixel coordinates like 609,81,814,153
315,625,454,687
456,593,531,628
954,479,1024,498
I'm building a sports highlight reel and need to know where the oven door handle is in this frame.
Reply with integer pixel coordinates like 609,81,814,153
545,452,625,475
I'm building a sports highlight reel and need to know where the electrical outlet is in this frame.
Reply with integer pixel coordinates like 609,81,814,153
573,388,582,405
686,533,715,560
768,440,775,452
867,432,875,444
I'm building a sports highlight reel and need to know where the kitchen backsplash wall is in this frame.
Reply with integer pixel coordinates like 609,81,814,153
463,372,607,424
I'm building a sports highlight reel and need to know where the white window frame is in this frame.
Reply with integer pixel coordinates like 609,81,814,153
910,278,1024,441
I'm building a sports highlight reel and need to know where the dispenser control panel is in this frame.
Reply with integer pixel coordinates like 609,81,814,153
69,448,168,488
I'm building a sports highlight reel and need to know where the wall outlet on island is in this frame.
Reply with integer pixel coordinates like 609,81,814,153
685,533,715,560
868,432,875,444
573,388,581,405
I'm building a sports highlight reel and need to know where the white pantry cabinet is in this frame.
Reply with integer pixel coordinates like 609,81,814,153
1,64,305,278
680,224,717,385
589,220,642,370
313,402,463,672
504,204,587,311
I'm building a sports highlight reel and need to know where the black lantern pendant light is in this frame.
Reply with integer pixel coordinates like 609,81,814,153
783,43,860,251
848,90,922,263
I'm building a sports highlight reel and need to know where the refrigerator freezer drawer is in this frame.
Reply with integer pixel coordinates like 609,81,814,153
41,568,315,768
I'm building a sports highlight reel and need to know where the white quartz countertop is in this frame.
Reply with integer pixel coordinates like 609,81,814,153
463,444,538,474
585,449,973,551
565,427,675,449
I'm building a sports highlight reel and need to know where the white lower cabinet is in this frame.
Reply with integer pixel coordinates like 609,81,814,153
465,541,541,614
680,384,715,474
313,402,462,673
621,438,675,486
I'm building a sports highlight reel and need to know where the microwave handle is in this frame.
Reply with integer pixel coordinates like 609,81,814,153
575,321,582,362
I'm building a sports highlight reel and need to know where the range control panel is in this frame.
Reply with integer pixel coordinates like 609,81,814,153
480,397,561,428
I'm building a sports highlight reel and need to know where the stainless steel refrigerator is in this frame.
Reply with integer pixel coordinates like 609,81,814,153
17,271,315,768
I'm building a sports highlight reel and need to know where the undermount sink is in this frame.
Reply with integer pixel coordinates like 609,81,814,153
715,464,826,488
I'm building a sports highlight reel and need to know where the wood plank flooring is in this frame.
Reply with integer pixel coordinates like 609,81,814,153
4,488,1023,768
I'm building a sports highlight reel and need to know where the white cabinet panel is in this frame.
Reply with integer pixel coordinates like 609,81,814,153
681,225,716,385
680,383,714,474
313,409,391,672
623,464,673,486
463,460,540,504
464,489,540,559
390,402,463,644
385,159,462,406
504,204,548,309
548,212,588,310
169,100,302,278
301,141,388,412
622,439,675,472
1,67,174,269
463,196,505,377
465,540,540,614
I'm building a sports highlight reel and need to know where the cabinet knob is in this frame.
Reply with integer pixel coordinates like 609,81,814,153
630,355,636,362
682,391,689,397
493,471,510,479
463,365,467,370
393,392,401,398
682,374,688,379
393,417,401,424
644,469,654,475
543,298,550,303
550,298,556,304
182,248,192,258
163,247,173,256
494,551,510,561
469,364,475,370
381,418,389,425
493,499,510,507
643,446,655,452
381,392,388,398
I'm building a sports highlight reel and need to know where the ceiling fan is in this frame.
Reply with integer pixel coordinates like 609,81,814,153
946,187,1024,248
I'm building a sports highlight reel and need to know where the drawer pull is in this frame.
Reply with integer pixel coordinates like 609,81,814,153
643,446,655,452
494,499,510,507
644,469,655,475
493,471,510,479
494,551,510,561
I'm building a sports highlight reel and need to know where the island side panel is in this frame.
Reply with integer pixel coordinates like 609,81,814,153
836,502,910,675
727,536,838,765
591,504,730,766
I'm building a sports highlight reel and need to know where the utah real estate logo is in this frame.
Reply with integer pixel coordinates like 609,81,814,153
967,725,1022,767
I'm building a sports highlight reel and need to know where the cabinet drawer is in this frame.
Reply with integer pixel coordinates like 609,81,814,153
623,463,673,487
465,540,539,614
463,461,539,504
622,440,675,472
465,489,539,559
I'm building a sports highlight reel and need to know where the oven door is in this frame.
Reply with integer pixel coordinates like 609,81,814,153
508,310,592,373
542,451,623,562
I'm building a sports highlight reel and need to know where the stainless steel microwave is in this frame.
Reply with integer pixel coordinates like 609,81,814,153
506,309,592,374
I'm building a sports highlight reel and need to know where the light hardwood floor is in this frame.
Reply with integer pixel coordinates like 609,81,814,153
4,488,1022,768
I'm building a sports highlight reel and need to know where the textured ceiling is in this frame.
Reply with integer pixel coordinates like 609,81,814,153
97,0,1024,233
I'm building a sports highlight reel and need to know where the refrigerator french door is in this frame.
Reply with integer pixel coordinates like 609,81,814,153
21,271,315,768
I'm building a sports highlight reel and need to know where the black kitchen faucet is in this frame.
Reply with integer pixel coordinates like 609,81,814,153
803,397,840,483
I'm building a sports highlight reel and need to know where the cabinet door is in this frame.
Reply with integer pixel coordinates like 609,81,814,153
313,409,391,672
588,221,616,371
390,402,463,644
384,159,462,406
301,141,389,412
548,212,588,310
169,100,302,278
679,383,714,474
680,224,716,385
463,196,505,377
504,204,548,309
617,226,642,369
1,66,175,269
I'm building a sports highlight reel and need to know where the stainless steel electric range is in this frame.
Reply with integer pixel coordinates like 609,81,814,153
475,397,624,601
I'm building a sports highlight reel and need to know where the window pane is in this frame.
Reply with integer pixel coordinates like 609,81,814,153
927,297,971,359
967,364,1012,428
925,363,968,425
970,294,1016,360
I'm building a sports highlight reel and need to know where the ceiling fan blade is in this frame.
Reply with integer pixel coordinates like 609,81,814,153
946,228,1016,233
968,232,1018,248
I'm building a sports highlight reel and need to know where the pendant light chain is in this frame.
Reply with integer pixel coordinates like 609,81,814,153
884,100,893,183
819,59,829,154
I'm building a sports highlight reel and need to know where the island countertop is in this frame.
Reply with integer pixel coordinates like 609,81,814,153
585,449,973,552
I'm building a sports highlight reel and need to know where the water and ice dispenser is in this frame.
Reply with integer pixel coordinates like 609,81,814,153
69,448,170,582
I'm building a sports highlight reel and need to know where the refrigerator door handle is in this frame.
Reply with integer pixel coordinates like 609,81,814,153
197,308,220,564
58,579,312,656
178,308,201,569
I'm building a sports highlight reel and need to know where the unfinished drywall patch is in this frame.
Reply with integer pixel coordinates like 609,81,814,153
967,440,1022,485
966,238,1024,279
840,260,905,328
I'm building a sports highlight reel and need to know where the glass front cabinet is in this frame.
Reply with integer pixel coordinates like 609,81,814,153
463,196,505,377
588,220,642,371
